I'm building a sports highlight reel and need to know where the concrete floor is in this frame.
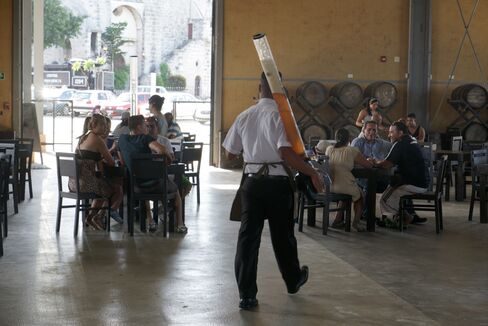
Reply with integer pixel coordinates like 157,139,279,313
0,152,487,325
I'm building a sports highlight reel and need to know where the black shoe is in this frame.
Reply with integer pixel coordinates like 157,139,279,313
288,266,309,294
412,215,428,224
239,298,258,310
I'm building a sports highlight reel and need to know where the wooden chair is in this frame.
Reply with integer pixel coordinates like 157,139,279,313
0,140,19,214
128,153,168,236
0,155,11,256
399,157,448,234
17,138,34,200
421,142,435,192
468,148,488,221
180,142,203,205
297,157,353,235
55,152,111,236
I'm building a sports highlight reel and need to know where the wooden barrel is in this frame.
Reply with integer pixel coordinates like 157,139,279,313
364,81,398,108
330,82,363,109
296,81,328,108
300,123,331,144
340,124,361,140
462,122,488,143
451,84,488,109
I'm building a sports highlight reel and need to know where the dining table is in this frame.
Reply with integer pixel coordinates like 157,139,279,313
478,163,488,224
352,167,392,232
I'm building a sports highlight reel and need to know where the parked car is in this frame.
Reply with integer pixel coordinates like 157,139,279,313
193,105,211,124
143,92,210,120
137,85,167,95
105,92,152,118
72,90,116,116
42,88,78,116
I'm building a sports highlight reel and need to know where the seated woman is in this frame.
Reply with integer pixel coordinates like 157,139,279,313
355,97,385,131
325,128,374,231
145,116,188,233
68,114,123,230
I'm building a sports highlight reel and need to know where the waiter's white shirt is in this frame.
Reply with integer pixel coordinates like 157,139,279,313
223,98,291,176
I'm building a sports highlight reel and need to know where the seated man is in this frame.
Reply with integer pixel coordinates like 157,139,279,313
118,115,187,233
164,112,183,139
351,121,392,218
406,113,426,143
374,121,429,225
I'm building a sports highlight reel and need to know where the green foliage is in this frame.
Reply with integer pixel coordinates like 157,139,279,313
114,65,130,90
102,23,130,66
95,56,107,66
156,63,171,86
167,75,186,90
83,59,95,71
44,0,85,49
71,61,82,72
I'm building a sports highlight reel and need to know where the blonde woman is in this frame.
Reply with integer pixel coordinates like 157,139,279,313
69,114,123,230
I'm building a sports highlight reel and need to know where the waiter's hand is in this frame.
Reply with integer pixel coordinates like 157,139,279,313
310,171,325,193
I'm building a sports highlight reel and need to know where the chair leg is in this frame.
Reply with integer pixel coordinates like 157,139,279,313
468,187,475,221
0,215,3,257
345,201,351,232
439,198,444,230
56,197,63,233
399,200,404,232
74,200,80,237
434,202,440,234
128,198,134,236
298,193,304,232
196,175,200,205
28,172,33,199
106,199,111,232
11,181,18,214
322,200,330,235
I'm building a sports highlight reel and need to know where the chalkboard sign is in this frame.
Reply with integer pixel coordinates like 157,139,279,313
22,102,42,153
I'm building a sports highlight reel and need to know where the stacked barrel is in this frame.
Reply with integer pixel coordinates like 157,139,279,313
294,80,398,144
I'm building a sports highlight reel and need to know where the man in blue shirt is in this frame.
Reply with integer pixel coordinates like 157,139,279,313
351,121,391,220
351,121,392,160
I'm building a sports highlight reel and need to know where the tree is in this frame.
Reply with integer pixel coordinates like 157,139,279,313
114,65,130,90
44,0,86,49
167,75,186,90
156,63,171,86
101,22,130,67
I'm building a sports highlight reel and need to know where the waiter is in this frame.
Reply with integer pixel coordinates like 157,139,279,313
223,72,324,310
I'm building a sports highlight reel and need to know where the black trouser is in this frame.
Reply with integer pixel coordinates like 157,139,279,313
235,176,301,299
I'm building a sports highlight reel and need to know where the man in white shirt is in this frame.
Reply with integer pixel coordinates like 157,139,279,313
223,72,323,310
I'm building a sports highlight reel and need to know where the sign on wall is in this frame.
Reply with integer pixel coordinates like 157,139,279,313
44,71,70,87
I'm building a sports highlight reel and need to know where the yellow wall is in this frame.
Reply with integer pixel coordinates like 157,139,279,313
0,0,13,130
430,0,488,131
222,0,488,134
222,0,409,131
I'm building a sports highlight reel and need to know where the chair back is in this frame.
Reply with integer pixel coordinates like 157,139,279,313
0,141,18,168
130,153,167,181
0,154,11,199
421,142,434,191
56,152,78,193
181,142,203,173
471,148,488,179
434,157,448,196
182,133,196,142
451,136,463,152
17,138,34,172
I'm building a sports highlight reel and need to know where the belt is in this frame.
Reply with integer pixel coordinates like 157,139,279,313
246,173,289,180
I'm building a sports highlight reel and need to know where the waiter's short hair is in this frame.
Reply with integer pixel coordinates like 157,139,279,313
407,113,416,119
128,115,145,131
392,121,408,134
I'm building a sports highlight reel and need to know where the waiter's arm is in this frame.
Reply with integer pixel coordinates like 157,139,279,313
225,150,239,160
279,147,325,192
